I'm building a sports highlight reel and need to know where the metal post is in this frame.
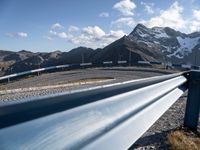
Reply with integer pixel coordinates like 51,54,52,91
184,71,200,131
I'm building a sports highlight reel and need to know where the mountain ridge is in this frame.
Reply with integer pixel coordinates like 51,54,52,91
1,24,200,74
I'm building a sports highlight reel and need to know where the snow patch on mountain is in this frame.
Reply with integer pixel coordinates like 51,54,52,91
138,40,153,47
135,28,149,38
129,24,200,60
167,36,200,58
177,36,199,53
152,27,169,38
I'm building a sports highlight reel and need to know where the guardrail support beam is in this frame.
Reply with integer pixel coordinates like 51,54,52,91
184,71,200,131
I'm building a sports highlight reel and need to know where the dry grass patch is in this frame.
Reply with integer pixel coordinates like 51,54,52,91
168,129,200,150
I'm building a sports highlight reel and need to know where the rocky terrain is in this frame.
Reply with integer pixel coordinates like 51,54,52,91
129,24,200,65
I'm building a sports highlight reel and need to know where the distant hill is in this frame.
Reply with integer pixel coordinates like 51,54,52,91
1,23,200,74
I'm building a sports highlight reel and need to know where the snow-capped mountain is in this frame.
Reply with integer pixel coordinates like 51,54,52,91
2,24,200,74
128,24,200,64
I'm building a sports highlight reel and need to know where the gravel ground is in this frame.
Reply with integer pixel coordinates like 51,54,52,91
0,67,173,105
130,94,187,150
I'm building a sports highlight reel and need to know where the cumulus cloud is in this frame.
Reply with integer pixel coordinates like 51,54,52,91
68,25,79,32
141,1,186,30
193,10,200,21
6,32,28,38
113,0,136,16
47,25,126,48
189,20,200,32
141,2,154,14
44,36,53,41
99,12,109,17
83,26,106,39
101,30,126,46
48,30,72,40
111,17,135,28
189,10,200,32
51,23,64,29
70,28,126,48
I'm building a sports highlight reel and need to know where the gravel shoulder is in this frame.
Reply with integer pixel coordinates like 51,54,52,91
130,94,187,150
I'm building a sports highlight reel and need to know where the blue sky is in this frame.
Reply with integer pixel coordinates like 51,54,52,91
0,0,200,52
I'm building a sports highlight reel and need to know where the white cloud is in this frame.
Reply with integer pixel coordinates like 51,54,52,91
141,1,186,30
83,26,106,39
113,0,136,16
17,32,28,37
51,23,64,29
6,32,28,38
102,30,126,46
57,32,68,38
141,2,154,14
48,30,72,39
99,12,109,17
44,36,53,41
193,10,200,21
49,30,57,36
111,17,135,28
47,25,126,48
189,10,200,32
70,29,126,48
68,25,79,32
189,20,200,32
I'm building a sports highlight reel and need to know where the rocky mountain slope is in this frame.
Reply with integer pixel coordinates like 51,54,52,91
129,24,200,64
1,24,200,74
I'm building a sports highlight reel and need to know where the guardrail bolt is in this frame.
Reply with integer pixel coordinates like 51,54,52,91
184,70,200,131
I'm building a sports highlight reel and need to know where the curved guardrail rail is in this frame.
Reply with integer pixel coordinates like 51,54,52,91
0,61,128,82
0,63,89,82
0,71,200,150
1,60,198,83
138,61,200,70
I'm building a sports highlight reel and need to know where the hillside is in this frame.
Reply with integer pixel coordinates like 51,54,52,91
1,24,200,74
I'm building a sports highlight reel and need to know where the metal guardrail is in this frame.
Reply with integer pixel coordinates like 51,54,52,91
1,71,200,149
0,60,129,82
0,63,92,82
1,60,198,83
138,61,200,70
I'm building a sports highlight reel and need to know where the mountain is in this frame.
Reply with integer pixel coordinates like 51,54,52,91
58,47,94,64
10,55,44,73
128,24,200,64
2,47,95,74
1,24,200,74
90,24,200,65
92,32,164,64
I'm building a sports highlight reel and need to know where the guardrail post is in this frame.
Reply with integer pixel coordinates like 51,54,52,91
184,71,200,131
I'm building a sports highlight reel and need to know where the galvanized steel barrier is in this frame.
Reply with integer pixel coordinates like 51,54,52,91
1,60,198,83
0,71,200,150
138,60,200,70
0,61,128,82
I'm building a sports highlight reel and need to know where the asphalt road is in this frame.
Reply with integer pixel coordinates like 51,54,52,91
0,67,175,105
